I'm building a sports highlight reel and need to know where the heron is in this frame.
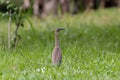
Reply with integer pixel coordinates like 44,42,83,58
52,28,64,65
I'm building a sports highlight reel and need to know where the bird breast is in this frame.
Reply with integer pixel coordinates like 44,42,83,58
52,46,62,65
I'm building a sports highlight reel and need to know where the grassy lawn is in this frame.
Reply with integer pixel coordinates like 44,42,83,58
0,8,120,80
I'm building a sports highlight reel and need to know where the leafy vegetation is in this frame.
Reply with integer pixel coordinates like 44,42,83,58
0,0,25,50
0,8,120,80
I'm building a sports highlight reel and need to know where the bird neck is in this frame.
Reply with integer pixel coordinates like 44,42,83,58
55,31,59,47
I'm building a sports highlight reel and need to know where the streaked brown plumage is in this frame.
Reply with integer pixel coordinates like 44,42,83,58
52,28,64,65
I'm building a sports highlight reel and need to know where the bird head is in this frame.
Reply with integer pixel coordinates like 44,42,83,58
56,28,64,32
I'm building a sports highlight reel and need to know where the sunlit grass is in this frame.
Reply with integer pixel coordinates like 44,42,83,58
0,8,120,80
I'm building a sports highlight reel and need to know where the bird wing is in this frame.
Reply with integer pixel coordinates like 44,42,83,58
52,46,62,64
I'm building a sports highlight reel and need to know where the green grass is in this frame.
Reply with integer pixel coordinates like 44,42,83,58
0,8,120,80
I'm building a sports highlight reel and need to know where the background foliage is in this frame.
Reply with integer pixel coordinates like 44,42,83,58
0,8,120,79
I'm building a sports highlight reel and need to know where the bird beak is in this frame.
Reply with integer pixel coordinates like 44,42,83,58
56,28,64,32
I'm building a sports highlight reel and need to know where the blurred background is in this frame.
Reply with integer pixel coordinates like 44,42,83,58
0,0,120,51
0,0,120,17
0,0,120,79
0,0,120,52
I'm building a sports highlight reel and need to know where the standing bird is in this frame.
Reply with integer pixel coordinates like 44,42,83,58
52,28,64,65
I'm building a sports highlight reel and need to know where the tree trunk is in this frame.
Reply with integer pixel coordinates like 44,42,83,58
99,0,105,8
85,0,94,10
8,10,12,50
59,0,70,14
23,0,30,9
33,0,40,16
33,0,44,16
42,0,58,17
117,0,120,7
73,0,79,14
